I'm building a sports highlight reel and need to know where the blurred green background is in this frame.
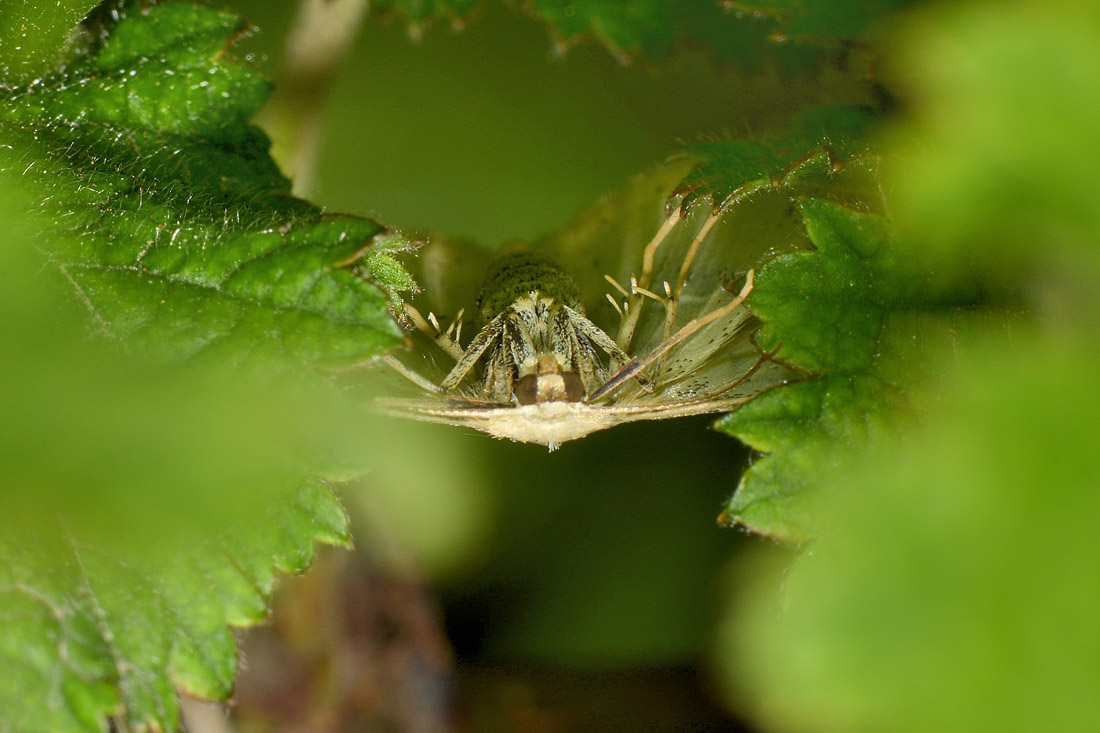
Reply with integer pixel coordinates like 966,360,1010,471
230,0,864,244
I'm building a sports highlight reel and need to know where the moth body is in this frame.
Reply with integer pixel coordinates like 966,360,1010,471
441,254,627,406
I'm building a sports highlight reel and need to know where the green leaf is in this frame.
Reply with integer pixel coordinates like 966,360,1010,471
718,199,982,539
0,4,410,730
0,147,369,729
720,0,918,39
718,340,1100,731
718,377,878,540
672,105,881,214
886,0,1100,293
370,0,911,64
0,152,362,729
751,198,900,373
2,2,415,370
0,0,97,82
713,1,1100,728
0,480,349,733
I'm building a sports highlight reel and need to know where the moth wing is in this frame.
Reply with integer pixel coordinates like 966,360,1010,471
376,392,774,447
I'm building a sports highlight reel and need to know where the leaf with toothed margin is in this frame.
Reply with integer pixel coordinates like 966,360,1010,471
1,1,417,371
0,3,407,731
372,0,718,60
0,479,351,733
716,199,983,539
369,0,910,66
670,105,880,215
720,0,920,40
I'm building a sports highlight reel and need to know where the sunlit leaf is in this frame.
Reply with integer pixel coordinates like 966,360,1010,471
2,2,416,370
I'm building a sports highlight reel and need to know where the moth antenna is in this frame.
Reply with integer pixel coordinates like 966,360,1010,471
405,304,465,360
406,304,435,337
606,292,625,318
664,209,723,340
604,274,631,299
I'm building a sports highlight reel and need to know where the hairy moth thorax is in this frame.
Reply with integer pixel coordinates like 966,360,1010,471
453,253,625,406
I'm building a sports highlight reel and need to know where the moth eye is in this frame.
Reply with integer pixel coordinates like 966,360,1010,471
562,371,585,402
514,374,539,405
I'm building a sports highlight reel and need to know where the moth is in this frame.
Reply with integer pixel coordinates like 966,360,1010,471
378,188,787,449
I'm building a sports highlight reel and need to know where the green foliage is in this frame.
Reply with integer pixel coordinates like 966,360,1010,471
0,3,410,730
7,0,1093,729
714,0,1100,729
716,199,981,538
2,1,415,370
720,342,1100,732
0,141,361,730
0,0,98,81
0,481,349,733
888,0,1100,284
672,105,879,213
370,0,913,62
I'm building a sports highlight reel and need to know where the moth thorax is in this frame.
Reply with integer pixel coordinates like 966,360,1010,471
514,353,585,405
475,253,583,328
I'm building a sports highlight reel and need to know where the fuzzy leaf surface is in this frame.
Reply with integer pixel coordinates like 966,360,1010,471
1,2,415,370
0,4,406,731
672,105,881,214
370,0,912,64
718,199,982,538
0,480,350,733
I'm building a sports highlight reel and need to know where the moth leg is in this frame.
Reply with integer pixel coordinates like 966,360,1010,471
589,270,755,402
380,354,445,394
558,314,606,396
562,305,629,366
487,313,532,403
481,337,516,403
561,306,656,397
441,313,505,391
661,208,724,340
405,303,465,361
615,212,680,351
